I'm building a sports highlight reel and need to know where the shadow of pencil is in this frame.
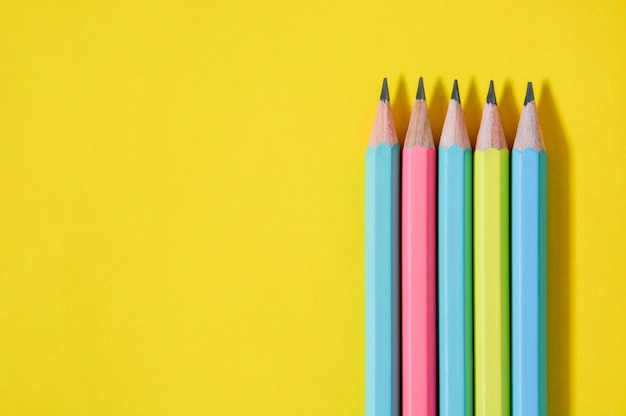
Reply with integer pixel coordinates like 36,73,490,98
538,81,571,415
392,76,412,147
463,78,482,149
499,81,519,150
428,77,448,147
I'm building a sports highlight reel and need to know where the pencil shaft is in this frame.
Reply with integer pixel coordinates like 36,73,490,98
474,149,510,416
512,149,547,416
402,147,437,416
366,144,400,416
438,146,473,416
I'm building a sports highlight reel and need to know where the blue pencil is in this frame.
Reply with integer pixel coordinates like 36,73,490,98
365,78,400,416
512,82,547,416
437,80,473,416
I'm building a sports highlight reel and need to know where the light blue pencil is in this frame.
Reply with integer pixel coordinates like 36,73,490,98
365,78,400,416
512,82,547,416
438,80,473,416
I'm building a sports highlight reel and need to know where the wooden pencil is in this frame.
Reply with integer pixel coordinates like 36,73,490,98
402,77,437,416
438,80,473,416
512,82,547,416
365,78,400,416
474,80,510,416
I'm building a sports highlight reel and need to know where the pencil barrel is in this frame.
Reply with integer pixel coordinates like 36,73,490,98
474,148,510,416
512,149,547,416
402,147,437,416
438,146,473,416
365,144,401,416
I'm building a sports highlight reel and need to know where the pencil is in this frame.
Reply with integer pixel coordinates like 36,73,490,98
402,77,437,416
365,78,400,416
512,82,547,416
438,80,473,416
474,80,510,416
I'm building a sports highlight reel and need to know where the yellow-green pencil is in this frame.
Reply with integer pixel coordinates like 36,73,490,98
474,80,510,416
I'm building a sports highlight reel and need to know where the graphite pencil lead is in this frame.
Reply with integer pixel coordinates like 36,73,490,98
524,82,535,105
451,80,460,103
380,78,390,102
416,77,425,100
487,80,497,105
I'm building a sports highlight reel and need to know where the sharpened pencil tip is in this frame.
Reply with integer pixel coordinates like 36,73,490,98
486,80,497,105
380,78,390,102
524,82,534,105
416,77,425,100
451,80,460,103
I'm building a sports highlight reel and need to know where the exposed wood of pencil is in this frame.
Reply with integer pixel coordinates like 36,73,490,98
475,104,507,151
440,80,471,150
476,81,507,151
405,77,434,150
370,78,399,148
513,83,545,151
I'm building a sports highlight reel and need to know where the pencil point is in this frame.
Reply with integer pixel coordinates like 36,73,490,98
451,80,460,103
524,82,534,105
416,77,425,100
486,80,497,105
380,78,390,102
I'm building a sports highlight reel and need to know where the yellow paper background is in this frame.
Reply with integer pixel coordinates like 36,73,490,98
1,0,625,414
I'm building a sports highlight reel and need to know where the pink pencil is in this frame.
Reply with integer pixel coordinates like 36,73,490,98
402,78,437,416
